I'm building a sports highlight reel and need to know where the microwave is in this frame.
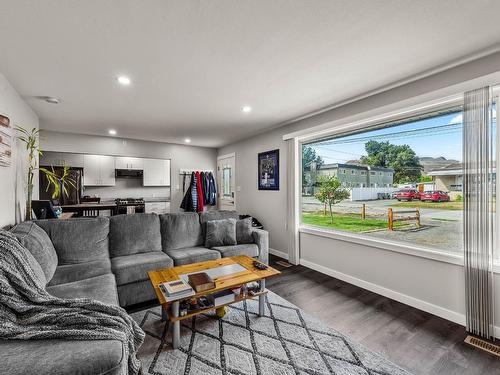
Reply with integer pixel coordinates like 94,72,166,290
115,169,143,179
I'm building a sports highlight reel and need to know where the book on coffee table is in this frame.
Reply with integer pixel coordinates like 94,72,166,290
188,272,215,292
159,279,194,302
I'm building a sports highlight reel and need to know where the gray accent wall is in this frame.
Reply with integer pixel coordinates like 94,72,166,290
218,51,500,336
40,131,216,212
0,73,39,228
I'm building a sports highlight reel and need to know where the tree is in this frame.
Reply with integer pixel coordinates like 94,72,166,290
314,175,350,223
302,145,324,194
360,140,422,183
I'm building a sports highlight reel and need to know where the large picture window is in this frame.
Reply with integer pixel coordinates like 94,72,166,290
301,109,467,255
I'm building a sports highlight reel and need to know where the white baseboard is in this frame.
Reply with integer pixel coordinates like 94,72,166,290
300,258,500,339
269,248,289,260
300,258,465,323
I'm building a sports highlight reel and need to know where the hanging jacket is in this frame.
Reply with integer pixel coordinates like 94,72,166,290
190,172,197,212
205,172,211,204
180,184,192,211
195,171,204,212
207,172,217,206
200,171,208,205
200,172,209,206
180,173,197,211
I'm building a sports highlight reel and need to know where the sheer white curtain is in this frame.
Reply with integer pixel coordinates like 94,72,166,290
463,86,495,339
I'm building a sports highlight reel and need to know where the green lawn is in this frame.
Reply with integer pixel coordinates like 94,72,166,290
390,201,463,211
302,212,395,233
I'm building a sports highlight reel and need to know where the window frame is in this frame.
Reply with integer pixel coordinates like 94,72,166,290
298,104,470,264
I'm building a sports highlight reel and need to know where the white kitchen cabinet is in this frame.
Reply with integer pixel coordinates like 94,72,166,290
143,159,170,186
40,151,84,168
83,154,116,186
115,156,143,170
99,155,116,185
145,201,170,214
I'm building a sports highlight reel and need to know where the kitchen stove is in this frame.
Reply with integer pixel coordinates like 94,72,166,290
114,198,145,214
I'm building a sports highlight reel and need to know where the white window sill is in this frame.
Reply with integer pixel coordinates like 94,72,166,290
299,225,500,274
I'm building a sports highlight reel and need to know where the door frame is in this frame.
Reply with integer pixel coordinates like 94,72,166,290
217,152,236,210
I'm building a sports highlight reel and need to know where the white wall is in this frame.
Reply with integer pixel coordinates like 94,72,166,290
40,130,216,212
218,51,500,333
0,73,39,228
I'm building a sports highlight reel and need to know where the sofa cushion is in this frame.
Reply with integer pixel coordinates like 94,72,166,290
46,274,119,306
10,221,58,283
20,242,48,286
205,218,237,248
48,258,112,286
160,212,203,251
212,243,259,258
111,252,173,285
166,246,221,266
109,213,162,257
35,217,110,265
236,217,254,244
0,338,124,375
117,280,157,307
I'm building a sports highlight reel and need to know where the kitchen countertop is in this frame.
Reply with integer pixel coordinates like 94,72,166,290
144,197,170,203
93,198,170,204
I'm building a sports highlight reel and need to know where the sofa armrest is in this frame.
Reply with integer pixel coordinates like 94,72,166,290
252,228,269,264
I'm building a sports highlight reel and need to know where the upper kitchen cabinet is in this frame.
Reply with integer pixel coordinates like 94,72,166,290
83,154,116,186
40,151,84,168
115,156,144,170
143,158,170,186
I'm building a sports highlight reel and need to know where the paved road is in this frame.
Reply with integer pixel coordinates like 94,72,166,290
302,196,463,255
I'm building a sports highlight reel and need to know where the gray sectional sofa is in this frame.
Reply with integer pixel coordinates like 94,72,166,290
1,210,268,375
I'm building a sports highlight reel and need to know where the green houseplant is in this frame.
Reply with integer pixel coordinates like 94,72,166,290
16,126,75,220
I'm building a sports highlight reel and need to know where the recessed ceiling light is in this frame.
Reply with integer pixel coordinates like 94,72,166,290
184,138,191,143
108,129,117,135
117,75,131,86
241,105,252,113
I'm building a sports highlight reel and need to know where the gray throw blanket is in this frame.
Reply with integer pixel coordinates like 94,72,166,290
0,230,145,375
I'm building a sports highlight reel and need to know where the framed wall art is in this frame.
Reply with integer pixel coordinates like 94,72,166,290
258,149,279,190
0,114,12,167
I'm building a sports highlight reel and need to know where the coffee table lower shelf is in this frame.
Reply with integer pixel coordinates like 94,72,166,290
163,289,268,349
164,290,268,322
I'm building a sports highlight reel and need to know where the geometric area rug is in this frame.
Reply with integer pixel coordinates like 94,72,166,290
130,291,412,375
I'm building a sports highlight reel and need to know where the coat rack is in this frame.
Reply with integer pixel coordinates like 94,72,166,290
179,168,214,175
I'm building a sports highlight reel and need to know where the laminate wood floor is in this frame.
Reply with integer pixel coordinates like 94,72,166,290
266,255,500,375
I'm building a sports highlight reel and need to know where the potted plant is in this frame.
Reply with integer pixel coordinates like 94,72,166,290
16,126,75,220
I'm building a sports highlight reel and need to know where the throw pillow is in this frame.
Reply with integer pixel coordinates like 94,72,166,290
236,217,254,244
205,218,237,248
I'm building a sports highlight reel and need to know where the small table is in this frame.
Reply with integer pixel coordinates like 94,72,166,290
148,255,281,349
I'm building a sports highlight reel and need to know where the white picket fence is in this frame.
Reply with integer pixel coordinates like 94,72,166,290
349,187,397,201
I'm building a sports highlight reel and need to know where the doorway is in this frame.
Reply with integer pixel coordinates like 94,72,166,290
217,153,236,210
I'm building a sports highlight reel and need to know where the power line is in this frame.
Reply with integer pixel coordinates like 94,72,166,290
314,118,496,146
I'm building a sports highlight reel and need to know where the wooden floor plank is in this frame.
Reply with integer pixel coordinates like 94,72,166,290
266,255,500,375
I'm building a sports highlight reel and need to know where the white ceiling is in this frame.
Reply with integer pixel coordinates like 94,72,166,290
1,0,500,148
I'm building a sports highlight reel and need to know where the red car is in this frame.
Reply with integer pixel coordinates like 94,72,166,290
420,190,450,202
394,188,420,201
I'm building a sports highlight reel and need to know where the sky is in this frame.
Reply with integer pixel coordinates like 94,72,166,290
308,110,497,165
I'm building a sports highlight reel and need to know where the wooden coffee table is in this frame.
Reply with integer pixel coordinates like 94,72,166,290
148,255,281,349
